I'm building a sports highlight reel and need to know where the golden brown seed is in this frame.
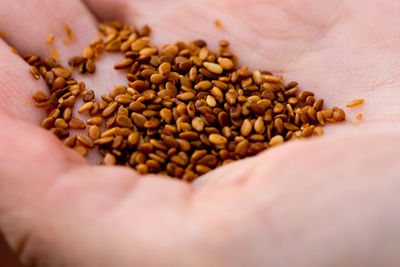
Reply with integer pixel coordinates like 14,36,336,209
86,59,96,73
73,145,88,157
131,80,148,91
132,113,147,128
160,108,173,124
254,117,265,133
177,92,195,101
332,107,346,121
30,66,40,80
196,164,212,174
63,107,72,121
273,103,284,114
209,133,227,145
89,125,101,141
347,99,364,108
104,153,117,166
87,116,103,125
95,136,114,145
102,102,118,117
313,126,324,136
269,135,284,147
77,136,94,148
115,94,133,104
194,80,212,91
217,57,234,70
52,68,72,79
240,119,252,136
116,115,134,128
192,117,205,132
105,39,122,51
64,135,77,148
114,58,133,69
78,102,94,113
150,74,165,84
55,118,68,129
136,163,148,174
235,140,249,157
32,91,48,102
69,118,86,130
131,37,150,51
127,132,140,146
203,62,223,74
302,126,315,138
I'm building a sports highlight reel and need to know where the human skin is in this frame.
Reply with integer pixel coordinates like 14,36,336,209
0,0,400,266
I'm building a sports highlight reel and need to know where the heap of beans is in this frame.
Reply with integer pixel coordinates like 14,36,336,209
28,21,345,181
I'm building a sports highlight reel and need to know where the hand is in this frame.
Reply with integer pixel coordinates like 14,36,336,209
0,0,399,266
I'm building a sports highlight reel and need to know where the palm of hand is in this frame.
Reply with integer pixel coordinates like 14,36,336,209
0,0,399,266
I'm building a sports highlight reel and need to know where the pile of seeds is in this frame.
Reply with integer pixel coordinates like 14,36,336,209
27,21,345,181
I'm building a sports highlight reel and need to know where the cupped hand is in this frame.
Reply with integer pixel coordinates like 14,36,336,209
0,0,400,266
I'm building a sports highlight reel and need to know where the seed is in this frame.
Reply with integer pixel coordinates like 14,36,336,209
177,92,195,101
32,91,48,102
102,102,118,117
83,90,95,102
203,62,223,74
30,20,345,181
78,102,94,113
86,59,96,73
104,153,117,166
217,57,234,70
209,133,227,145
30,66,40,80
64,135,77,148
131,37,150,51
356,114,363,120
77,136,94,148
347,99,364,108
194,80,212,91
69,118,86,130
269,135,284,147
53,68,72,79
55,118,68,129
114,58,133,69
332,107,346,121
241,119,252,136
87,116,103,125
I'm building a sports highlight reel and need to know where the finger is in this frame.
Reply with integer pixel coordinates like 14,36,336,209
0,0,127,99
0,39,48,122
0,109,193,266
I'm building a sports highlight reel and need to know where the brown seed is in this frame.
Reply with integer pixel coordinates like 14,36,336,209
209,133,227,145
87,116,103,125
105,39,122,51
77,136,94,148
235,140,249,157
86,59,96,73
136,163,148,174
53,68,72,79
332,107,346,121
192,117,205,132
89,125,101,141
55,118,68,129
69,118,86,130
347,99,364,108
73,145,88,157
269,135,284,147
102,102,118,117
203,62,223,74
64,135,77,148
78,102,94,113
196,164,212,174
116,115,134,128
104,153,117,166
131,80,148,91
132,113,147,128
114,58,133,69
194,80,212,91
177,92,195,101
32,91,48,102
30,66,40,80
95,136,114,145
131,37,149,51
83,90,95,102
217,57,234,70
240,119,252,137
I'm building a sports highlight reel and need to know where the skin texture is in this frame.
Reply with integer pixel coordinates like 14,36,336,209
0,0,400,266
